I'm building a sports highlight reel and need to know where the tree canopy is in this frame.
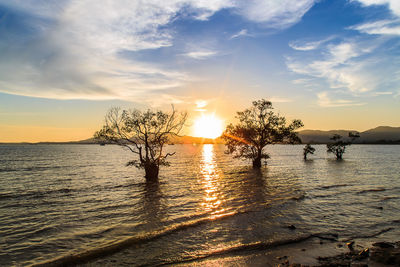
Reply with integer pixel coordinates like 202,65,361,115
303,144,315,160
327,132,360,160
222,99,303,168
94,106,187,181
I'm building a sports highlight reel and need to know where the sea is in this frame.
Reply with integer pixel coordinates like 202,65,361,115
0,144,399,266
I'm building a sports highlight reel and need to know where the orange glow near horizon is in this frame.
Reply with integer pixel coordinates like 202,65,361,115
193,114,224,139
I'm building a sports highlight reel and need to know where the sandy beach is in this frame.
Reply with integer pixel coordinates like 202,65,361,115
172,237,400,267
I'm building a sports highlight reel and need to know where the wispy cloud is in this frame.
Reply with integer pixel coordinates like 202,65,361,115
317,92,366,107
289,36,335,51
195,100,208,109
350,19,400,35
287,29,400,107
234,0,317,29
354,0,400,16
230,29,249,39
183,50,218,60
194,99,209,111
292,78,314,85
373,91,393,96
287,40,381,93
0,0,318,101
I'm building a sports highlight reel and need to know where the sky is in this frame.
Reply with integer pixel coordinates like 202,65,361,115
0,0,399,142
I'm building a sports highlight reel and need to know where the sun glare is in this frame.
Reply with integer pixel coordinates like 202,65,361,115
193,114,224,139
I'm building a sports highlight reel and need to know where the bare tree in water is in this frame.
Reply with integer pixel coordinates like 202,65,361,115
222,99,303,168
95,106,187,181
303,144,315,160
327,132,360,160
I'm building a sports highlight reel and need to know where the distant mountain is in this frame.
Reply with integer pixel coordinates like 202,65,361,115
298,126,400,144
2,126,399,145
360,126,400,142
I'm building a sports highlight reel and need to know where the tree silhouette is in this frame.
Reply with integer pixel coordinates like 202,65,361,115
326,132,360,160
222,99,303,168
303,144,315,160
94,106,187,181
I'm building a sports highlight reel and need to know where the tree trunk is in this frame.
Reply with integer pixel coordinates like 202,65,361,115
336,150,343,160
144,162,159,182
252,157,262,168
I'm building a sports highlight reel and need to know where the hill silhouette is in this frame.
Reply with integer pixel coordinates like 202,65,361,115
1,126,399,145
298,126,400,144
62,126,400,144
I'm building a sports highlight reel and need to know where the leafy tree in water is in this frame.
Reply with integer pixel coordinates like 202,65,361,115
303,144,315,160
327,132,360,160
222,99,303,168
94,106,187,182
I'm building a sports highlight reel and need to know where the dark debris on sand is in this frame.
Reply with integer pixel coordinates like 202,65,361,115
277,241,400,267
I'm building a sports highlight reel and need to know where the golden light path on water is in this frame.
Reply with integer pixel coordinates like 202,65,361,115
200,144,229,219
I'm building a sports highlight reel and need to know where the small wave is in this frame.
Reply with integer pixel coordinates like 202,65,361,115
0,188,74,202
0,167,17,172
308,194,333,199
319,184,350,189
357,188,386,194
32,211,245,267
290,194,306,201
307,190,350,199
0,165,67,173
9,225,56,241
156,232,339,266
0,192,16,201
342,227,394,242
381,196,400,201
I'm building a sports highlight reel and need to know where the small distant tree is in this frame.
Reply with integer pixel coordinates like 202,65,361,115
303,144,315,160
222,99,303,168
94,106,187,182
326,132,360,160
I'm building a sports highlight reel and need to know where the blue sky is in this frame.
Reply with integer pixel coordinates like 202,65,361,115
0,0,399,141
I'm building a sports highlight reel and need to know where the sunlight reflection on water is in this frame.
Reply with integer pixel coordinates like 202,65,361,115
200,144,224,215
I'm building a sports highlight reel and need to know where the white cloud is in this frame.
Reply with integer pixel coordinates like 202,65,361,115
289,41,322,51
289,36,335,51
0,0,232,100
0,0,317,101
373,91,393,95
317,92,366,107
288,33,400,107
0,0,67,18
183,50,218,59
354,0,400,16
292,78,312,84
196,100,208,108
230,29,249,39
350,19,400,35
287,41,380,93
234,0,316,29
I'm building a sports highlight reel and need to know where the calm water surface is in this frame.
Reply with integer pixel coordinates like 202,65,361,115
0,144,399,266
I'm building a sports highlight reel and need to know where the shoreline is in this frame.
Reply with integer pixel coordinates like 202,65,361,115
50,229,398,266
173,237,400,267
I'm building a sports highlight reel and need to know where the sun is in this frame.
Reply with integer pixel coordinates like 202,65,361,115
193,114,224,139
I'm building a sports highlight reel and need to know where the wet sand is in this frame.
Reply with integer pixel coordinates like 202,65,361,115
173,237,399,266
